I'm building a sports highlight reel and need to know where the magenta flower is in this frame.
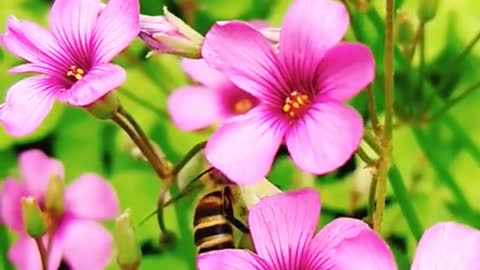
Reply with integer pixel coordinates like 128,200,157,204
0,149,119,270
201,0,374,184
198,189,396,270
0,0,139,137
168,58,259,131
410,222,480,269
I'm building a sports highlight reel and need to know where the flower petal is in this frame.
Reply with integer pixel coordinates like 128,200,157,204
198,249,270,270
317,43,375,101
0,77,60,137
8,236,62,270
181,58,229,88
411,222,480,270
167,86,223,131
65,174,119,220
61,63,125,106
305,218,396,270
19,149,64,199
48,0,100,68
0,179,27,233
205,106,286,184
60,219,113,270
248,189,320,269
93,0,140,63
202,22,287,105
279,0,349,80
286,101,363,175
1,16,67,68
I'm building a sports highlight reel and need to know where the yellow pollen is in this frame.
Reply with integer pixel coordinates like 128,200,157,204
234,98,254,114
282,91,311,119
66,66,85,81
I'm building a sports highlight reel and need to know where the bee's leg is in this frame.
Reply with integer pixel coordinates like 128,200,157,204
222,187,250,234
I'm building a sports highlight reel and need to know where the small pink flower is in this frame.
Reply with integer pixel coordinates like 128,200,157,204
201,0,374,184
168,58,259,131
410,222,480,269
0,0,139,137
198,189,396,270
0,149,119,270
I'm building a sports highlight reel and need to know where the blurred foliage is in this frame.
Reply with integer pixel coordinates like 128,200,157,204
0,0,479,269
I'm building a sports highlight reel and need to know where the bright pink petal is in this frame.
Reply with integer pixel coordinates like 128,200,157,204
65,174,119,221
0,77,60,137
60,219,113,270
19,149,64,199
8,236,62,270
318,43,375,101
60,63,125,106
181,58,229,88
248,189,320,269
93,0,140,63
411,222,480,270
305,218,396,270
202,22,287,105
1,16,67,69
198,249,270,270
48,0,100,68
286,101,363,175
167,86,223,131
0,179,27,233
205,106,286,184
279,0,349,80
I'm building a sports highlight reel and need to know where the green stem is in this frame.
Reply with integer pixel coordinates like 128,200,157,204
35,238,48,270
366,85,381,134
363,130,382,154
431,80,480,121
412,128,472,211
417,22,426,103
388,166,423,240
172,141,208,175
384,0,395,142
368,169,378,227
357,146,375,165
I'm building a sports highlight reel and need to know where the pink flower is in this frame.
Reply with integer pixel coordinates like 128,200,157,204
168,58,259,131
0,149,119,270
410,222,480,269
201,0,374,184
0,0,139,137
198,189,396,270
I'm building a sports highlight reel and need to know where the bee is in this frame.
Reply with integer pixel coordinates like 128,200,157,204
192,169,249,254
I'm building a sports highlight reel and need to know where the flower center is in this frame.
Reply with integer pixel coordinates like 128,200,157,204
66,66,85,82
282,91,311,119
233,98,254,115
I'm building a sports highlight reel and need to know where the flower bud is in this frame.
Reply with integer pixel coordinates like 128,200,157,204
139,7,204,59
21,197,47,238
395,10,415,46
417,0,439,23
114,210,142,270
84,92,120,120
45,174,65,218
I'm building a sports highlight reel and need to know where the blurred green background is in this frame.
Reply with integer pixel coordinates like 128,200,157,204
0,0,479,269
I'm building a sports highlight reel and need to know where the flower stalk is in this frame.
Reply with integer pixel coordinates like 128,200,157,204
35,238,48,270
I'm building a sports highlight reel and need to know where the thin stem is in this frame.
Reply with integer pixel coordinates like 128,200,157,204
388,166,423,240
431,80,480,121
373,155,389,233
365,85,380,134
363,130,382,154
417,22,426,96
35,238,48,270
119,107,170,179
172,141,208,175
384,0,394,142
356,146,375,166
405,23,424,63
367,169,378,227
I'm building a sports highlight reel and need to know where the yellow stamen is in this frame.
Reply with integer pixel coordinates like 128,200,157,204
282,91,311,119
65,65,85,81
233,98,254,114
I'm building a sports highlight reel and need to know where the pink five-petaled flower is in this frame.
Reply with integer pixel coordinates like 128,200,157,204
0,149,119,270
168,58,259,131
201,0,375,184
198,188,396,270
0,0,140,137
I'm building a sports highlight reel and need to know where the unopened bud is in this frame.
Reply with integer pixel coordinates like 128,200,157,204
21,197,46,238
114,210,142,270
139,7,204,59
45,174,65,217
417,0,439,23
395,11,415,46
84,92,120,120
